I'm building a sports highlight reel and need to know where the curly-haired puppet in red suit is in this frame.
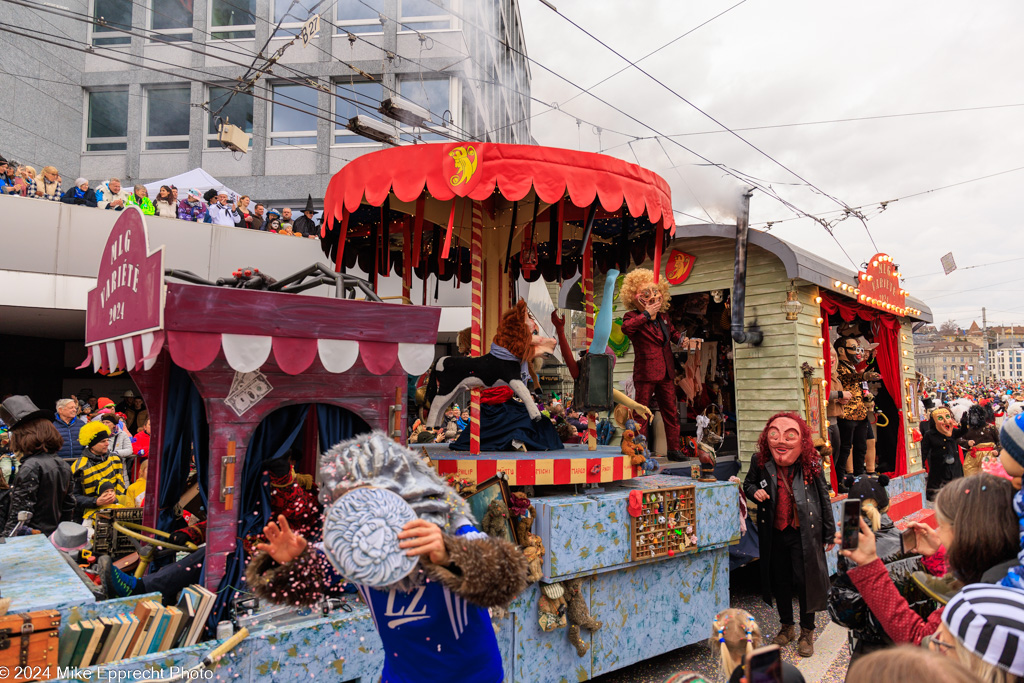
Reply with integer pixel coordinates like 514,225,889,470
741,412,835,657
619,268,685,460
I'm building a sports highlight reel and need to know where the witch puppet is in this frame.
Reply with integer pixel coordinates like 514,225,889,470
246,432,529,683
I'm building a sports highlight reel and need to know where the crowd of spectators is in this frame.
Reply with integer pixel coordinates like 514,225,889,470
0,154,318,239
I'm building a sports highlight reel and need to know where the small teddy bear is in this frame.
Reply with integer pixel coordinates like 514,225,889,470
481,497,510,538
621,429,647,467
564,577,602,657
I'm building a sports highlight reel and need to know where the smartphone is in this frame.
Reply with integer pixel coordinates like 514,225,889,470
901,527,917,554
745,644,783,683
841,499,862,550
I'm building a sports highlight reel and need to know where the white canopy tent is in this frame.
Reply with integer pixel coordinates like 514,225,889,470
143,169,239,199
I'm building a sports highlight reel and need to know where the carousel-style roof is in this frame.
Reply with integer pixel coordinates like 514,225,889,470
321,143,676,232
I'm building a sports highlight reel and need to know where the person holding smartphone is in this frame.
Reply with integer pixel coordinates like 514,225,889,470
743,412,835,657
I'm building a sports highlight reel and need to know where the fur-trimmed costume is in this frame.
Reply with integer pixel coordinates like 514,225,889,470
620,269,682,456
246,433,528,683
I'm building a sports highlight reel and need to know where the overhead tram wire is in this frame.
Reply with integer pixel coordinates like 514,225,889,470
480,0,750,141
0,3,453,140
753,164,1024,231
2,0,469,142
420,0,863,270
538,1,880,254
0,23,390,145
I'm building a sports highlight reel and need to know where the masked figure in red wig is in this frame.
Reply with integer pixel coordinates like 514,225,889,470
742,412,836,658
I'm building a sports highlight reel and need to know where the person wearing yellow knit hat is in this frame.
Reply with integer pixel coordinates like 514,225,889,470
72,421,127,522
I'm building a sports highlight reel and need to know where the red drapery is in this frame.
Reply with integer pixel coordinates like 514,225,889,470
820,292,908,477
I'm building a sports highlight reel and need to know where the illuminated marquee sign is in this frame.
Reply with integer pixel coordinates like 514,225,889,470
857,253,909,315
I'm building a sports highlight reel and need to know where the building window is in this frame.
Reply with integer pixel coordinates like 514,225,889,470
207,86,253,148
398,0,450,31
334,80,386,144
92,0,132,46
336,0,383,33
86,89,129,151
210,0,255,39
273,0,322,37
397,77,450,142
270,84,318,146
150,0,192,41
145,86,191,150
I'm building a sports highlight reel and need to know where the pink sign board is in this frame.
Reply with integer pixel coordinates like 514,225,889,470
85,208,165,345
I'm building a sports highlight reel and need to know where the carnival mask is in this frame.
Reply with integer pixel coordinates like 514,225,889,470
637,285,663,311
932,408,956,437
767,416,802,466
841,341,863,364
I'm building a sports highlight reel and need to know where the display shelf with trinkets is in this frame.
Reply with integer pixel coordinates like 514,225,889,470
630,486,698,561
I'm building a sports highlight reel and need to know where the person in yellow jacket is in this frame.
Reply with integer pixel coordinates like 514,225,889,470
72,421,127,521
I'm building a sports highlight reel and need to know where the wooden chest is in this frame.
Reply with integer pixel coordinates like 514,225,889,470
0,610,60,681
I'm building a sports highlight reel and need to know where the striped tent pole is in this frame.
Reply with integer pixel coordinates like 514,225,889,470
470,202,484,455
584,242,598,450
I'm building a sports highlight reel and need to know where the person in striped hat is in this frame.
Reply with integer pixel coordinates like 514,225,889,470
72,421,127,521
938,583,1024,682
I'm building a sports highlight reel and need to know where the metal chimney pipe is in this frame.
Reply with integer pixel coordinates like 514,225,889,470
732,191,764,346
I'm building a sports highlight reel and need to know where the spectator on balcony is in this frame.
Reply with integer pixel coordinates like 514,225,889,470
126,185,155,215
99,178,129,210
265,208,282,232
170,186,178,204
207,190,240,226
251,203,267,231
293,195,318,238
0,156,16,193
60,178,98,208
177,188,207,222
279,207,296,234
153,185,177,218
10,165,35,196
35,166,62,201
235,195,254,229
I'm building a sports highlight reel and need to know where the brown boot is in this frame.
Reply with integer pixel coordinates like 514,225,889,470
797,627,815,657
772,624,797,646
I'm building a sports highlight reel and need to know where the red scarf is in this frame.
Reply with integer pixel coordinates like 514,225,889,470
774,465,800,531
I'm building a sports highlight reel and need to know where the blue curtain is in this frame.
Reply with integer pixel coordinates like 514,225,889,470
207,403,310,633
317,403,370,451
157,364,209,533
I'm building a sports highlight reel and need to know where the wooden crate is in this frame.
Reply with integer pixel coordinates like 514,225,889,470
630,486,698,561
0,610,60,681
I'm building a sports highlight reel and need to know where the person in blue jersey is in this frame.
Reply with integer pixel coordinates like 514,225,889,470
246,432,528,683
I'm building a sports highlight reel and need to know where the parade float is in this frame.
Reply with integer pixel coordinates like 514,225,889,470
610,214,938,572
4,144,935,682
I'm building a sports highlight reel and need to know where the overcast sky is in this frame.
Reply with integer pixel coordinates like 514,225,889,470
515,0,1024,329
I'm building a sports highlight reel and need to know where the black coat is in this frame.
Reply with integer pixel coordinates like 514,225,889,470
2,450,75,536
293,215,317,238
922,425,965,498
743,457,836,613
60,188,98,207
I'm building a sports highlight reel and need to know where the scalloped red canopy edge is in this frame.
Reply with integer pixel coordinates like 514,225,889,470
322,143,675,234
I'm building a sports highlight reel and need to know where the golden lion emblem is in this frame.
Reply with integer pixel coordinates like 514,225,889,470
448,145,478,186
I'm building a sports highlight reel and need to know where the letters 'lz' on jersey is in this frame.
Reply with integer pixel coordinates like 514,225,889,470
355,526,503,683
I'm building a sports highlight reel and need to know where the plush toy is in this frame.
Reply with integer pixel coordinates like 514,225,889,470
522,539,545,583
426,300,557,426
843,474,890,531
538,583,568,632
481,498,510,538
634,432,658,472
621,429,647,467
564,577,602,657
508,491,531,519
